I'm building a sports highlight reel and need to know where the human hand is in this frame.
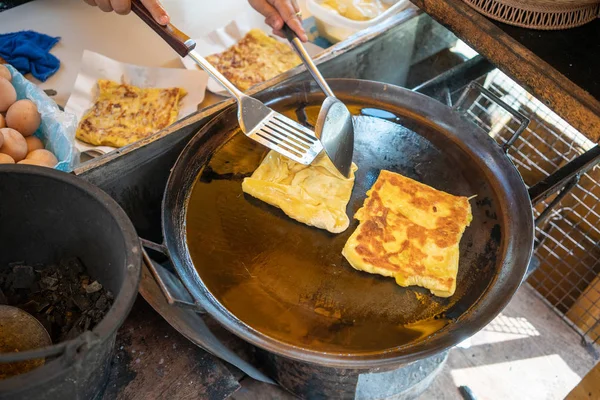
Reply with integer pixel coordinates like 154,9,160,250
248,0,308,42
83,0,170,25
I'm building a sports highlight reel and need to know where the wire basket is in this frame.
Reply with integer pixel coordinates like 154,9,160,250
463,0,600,30
457,68,600,347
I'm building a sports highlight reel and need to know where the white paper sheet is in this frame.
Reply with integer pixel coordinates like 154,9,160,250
180,14,325,96
65,50,208,157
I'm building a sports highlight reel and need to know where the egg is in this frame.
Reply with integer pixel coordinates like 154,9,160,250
25,136,44,152
0,65,11,82
0,153,15,164
0,113,5,129
0,129,3,148
6,99,41,137
25,149,58,167
0,128,27,161
18,158,55,168
0,77,16,112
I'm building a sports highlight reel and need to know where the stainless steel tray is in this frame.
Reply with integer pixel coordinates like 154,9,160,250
74,10,457,176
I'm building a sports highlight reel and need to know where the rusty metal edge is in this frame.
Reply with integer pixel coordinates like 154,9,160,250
73,6,422,176
411,0,600,142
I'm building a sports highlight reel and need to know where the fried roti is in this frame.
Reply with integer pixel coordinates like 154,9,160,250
76,80,186,148
206,29,301,92
342,170,472,297
242,151,358,233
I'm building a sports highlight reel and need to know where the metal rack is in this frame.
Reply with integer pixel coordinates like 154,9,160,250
458,69,600,349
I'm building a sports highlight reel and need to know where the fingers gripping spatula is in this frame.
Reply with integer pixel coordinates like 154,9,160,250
282,25,355,178
131,1,323,165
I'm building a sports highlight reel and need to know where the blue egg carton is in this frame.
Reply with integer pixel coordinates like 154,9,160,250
5,64,78,172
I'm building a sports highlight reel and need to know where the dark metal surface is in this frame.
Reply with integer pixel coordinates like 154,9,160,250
161,79,534,368
141,246,199,310
256,350,448,399
139,254,276,385
528,145,600,206
533,177,579,228
0,166,141,400
412,55,495,102
410,0,600,142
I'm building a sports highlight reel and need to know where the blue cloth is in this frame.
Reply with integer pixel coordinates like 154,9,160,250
0,30,60,82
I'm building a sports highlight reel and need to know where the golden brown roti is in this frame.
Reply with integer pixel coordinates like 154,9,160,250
206,29,301,92
242,151,358,233
342,170,472,297
76,80,186,148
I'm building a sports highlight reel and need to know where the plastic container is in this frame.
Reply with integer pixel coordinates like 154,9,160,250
306,0,411,43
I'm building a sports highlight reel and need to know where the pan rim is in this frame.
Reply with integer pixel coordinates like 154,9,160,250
162,79,534,368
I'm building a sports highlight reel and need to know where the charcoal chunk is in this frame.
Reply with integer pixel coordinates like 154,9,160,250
95,294,108,311
11,265,35,289
40,276,59,290
73,295,90,312
85,281,103,294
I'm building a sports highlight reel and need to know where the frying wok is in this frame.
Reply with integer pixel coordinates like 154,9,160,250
154,79,535,368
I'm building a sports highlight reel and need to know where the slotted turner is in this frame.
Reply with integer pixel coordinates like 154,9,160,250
131,1,323,165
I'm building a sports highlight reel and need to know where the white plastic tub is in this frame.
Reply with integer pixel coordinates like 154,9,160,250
306,0,411,43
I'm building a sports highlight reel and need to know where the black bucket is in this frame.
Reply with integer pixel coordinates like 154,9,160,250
0,165,141,399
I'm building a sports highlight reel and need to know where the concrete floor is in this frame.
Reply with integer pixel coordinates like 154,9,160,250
232,284,599,400
421,284,598,400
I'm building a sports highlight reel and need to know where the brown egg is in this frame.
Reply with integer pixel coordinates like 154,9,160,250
25,149,58,167
18,158,55,168
25,136,44,152
0,65,11,82
0,128,27,161
0,153,14,164
0,128,3,148
0,77,16,112
6,99,41,137
0,113,5,129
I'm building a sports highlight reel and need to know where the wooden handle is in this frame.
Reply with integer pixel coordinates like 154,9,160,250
130,0,195,57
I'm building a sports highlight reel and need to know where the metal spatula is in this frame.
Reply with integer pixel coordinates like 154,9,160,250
131,1,323,165
282,25,355,178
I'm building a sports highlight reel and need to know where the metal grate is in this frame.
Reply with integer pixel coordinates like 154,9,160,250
459,69,600,347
